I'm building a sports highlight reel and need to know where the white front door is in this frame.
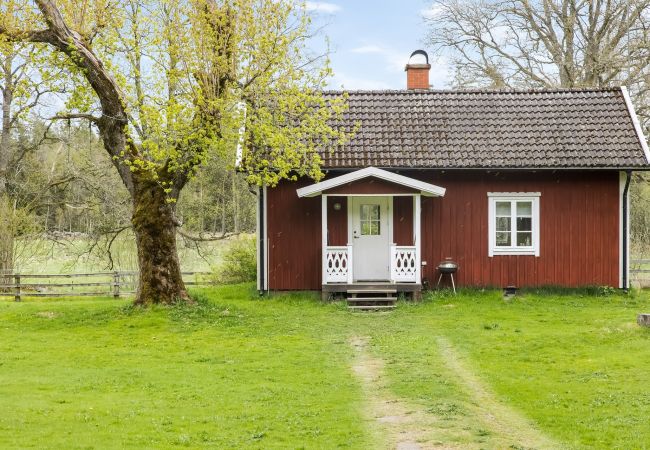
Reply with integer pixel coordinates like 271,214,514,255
350,197,390,281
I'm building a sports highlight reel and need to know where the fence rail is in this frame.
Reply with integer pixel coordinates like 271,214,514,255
0,271,213,301
631,259,650,288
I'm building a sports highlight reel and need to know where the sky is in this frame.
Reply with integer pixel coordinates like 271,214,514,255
306,1,451,90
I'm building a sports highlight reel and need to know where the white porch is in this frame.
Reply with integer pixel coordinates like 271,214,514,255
296,167,446,288
322,233,421,284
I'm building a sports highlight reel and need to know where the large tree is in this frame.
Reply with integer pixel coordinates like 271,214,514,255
1,0,349,304
425,0,650,92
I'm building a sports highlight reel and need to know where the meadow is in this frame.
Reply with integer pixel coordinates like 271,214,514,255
1,286,649,449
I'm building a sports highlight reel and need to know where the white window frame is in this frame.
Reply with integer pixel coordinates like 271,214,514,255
488,192,540,257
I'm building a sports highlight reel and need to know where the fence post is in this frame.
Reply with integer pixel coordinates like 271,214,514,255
14,274,21,302
113,271,120,298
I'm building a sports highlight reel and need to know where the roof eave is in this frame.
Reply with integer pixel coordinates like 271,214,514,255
621,86,650,165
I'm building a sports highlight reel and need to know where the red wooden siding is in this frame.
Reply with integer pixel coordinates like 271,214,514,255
324,177,418,195
327,196,347,246
413,171,620,288
267,179,321,290
266,171,620,290
393,196,414,245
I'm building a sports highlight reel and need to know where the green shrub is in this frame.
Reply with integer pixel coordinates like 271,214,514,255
213,235,256,284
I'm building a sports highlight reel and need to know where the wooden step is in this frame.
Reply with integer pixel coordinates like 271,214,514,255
347,288,397,294
348,305,396,311
347,302,396,308
347,297,397,303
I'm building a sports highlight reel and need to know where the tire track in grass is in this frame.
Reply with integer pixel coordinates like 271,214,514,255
435,336,562,450
351,335,471,450
350,335,563,450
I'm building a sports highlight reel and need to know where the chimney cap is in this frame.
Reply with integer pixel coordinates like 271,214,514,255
405,49,430,69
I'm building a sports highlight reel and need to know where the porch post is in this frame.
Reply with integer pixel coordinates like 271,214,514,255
414,194,421,284
322,195,327,285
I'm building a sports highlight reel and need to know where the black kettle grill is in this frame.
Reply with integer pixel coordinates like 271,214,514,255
436,258,458,294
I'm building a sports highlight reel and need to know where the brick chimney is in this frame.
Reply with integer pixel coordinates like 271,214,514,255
405,50,431,90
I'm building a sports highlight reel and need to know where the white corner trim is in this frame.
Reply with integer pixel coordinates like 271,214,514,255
256,186,261,291
296,167,446,198
263,185,268,291
487,193,541,257
618,171,630,289
621,86,650,164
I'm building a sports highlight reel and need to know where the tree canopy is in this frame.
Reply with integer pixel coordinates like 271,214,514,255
0,0,350,304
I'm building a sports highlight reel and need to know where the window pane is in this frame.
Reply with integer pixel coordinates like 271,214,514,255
517,217,532,231
496,217,511,232
361,222,370,235
496,201,511,216
361,204,380,221
517,201,532,216
517,232,532,246
496,232,511,246
361,205,369,221
370,221,380,235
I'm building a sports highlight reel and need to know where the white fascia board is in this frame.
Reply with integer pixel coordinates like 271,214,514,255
296,166,446,198
621,86,650,164
487,192,541,197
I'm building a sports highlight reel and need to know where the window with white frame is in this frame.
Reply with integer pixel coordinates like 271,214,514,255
488,193,540,256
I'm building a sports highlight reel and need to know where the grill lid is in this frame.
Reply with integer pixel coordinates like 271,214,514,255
437,259,458,273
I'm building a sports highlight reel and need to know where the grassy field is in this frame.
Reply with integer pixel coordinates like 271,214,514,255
1,286,649,449
13,234,237,274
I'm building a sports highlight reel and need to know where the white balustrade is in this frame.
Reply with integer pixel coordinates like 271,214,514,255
390,245,418,282
324,245,352,283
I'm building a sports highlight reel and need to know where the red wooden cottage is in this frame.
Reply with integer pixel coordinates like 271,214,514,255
256,52,650,298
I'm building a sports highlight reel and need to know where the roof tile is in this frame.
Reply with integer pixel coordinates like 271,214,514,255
321,88,649,169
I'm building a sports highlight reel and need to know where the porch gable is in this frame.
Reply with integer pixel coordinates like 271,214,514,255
296,167,446,198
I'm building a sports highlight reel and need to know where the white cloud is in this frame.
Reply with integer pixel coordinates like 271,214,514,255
305,1,341,14
421,5,444,20
350,45,384,54
351,45,407,72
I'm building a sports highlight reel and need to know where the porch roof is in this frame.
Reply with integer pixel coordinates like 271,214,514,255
296,167,446,198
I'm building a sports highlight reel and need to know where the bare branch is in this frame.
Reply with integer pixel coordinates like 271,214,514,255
50,113,101,124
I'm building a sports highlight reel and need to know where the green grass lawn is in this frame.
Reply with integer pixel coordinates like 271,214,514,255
1,286,649,449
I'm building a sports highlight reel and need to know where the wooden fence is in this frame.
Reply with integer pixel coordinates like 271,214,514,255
0,271,213,301
631,259,650,288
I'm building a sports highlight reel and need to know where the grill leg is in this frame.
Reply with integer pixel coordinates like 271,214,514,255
450,273,456,295
437,273,443,288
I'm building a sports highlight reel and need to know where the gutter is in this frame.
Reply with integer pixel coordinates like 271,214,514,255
622,170,632,290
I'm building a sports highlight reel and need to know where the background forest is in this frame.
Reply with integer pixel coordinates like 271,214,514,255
2,119,255,274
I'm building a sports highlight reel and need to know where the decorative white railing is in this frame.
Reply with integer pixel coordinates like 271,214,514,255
390,245,418,283
324,245,353,283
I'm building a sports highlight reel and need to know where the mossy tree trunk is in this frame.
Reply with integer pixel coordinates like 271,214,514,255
131,177,189,305
0,196,14,289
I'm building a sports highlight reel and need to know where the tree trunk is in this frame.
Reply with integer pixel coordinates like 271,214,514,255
131,177,190,305
0,196,14,289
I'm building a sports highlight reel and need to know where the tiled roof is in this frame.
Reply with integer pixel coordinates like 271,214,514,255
321,88,649,169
